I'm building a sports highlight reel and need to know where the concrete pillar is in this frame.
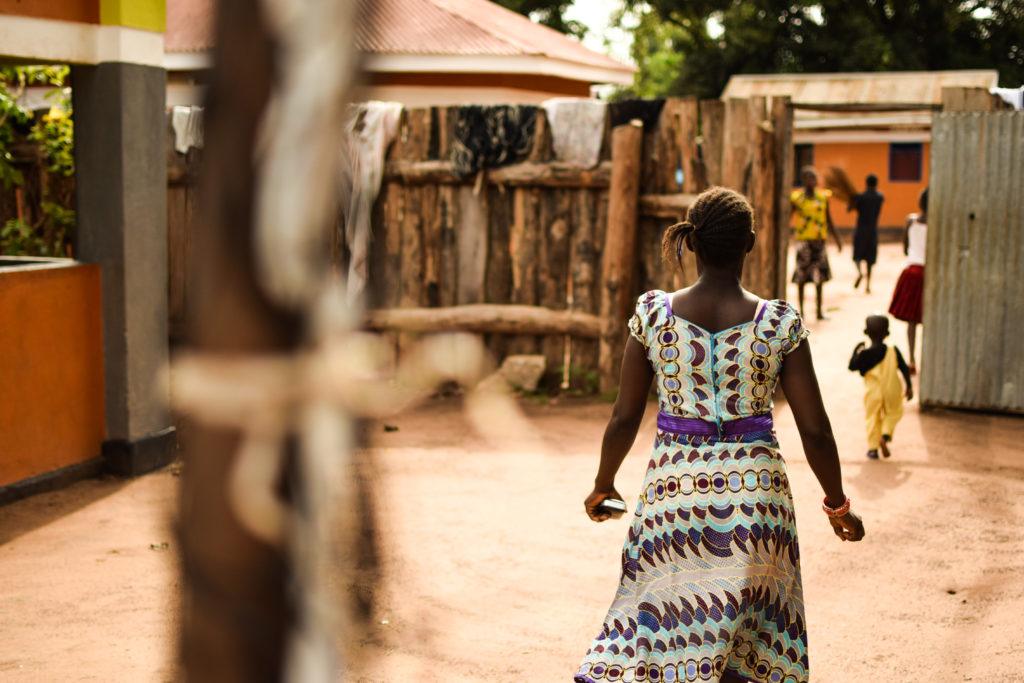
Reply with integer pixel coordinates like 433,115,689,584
72,62,175,475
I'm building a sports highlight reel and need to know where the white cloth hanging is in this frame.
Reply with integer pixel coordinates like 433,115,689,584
171,105,204,154
340,101,403,304
541,97,607,168
991,86,1024,110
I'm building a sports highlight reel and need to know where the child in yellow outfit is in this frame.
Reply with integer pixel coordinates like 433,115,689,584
849,315,914,459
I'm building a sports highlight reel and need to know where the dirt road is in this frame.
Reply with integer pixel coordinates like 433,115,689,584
2,243,1023,682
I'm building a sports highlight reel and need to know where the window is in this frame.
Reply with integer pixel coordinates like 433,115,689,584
889,143,923,182
793,144,814,186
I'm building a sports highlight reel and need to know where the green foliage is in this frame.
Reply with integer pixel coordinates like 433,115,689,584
494,0,587,39
29,99,74,177
0,65,74,256
619,1,1024,100
1,218,47,255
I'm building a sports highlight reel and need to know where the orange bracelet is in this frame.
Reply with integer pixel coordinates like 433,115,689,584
822,496,851,518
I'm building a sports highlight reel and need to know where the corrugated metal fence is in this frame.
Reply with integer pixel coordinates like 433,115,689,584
922,111,1024,413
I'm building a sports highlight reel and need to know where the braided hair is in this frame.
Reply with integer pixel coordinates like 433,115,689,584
661,186,754,269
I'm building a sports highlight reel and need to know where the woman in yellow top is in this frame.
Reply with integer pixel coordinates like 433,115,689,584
790,167,842,320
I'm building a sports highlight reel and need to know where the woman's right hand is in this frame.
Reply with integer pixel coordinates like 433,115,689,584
584,486,623,523
829,510,865,542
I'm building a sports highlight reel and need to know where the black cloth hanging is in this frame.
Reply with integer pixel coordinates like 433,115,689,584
608,98,666,129
450,105,538,178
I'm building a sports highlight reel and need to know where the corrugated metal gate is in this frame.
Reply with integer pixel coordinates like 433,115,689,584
922,111,1024,413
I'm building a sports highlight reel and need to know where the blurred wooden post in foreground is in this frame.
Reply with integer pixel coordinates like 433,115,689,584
598,120,643,394
178,0,298,679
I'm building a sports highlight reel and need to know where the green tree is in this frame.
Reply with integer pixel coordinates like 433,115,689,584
494,0,586,39
0,66,75,256
621,0,1024,100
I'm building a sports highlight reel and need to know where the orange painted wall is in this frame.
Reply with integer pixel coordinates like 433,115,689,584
810,141,930,229
369,72,592,97
0,0,98,24
0,263,105,487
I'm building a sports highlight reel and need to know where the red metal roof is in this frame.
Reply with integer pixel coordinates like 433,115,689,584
165,0,212,54
166,0,632,75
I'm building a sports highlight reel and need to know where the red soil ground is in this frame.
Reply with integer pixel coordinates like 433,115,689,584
2,243,1022,682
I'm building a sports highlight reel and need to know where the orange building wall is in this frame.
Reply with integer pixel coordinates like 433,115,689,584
368,72,593,97
810,141,930,229
0,263,105,487
0,0,99,24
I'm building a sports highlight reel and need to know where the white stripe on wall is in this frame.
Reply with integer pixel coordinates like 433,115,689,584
0,14,163,67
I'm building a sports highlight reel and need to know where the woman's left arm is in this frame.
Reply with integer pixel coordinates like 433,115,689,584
585,336,654,521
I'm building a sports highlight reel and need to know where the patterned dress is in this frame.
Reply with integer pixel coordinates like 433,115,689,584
575,291,810,683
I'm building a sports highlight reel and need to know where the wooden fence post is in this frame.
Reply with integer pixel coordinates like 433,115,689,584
748,98,777,299
941,87,1005,112
599,120,643,394
771,96,794,299
698,100,725,188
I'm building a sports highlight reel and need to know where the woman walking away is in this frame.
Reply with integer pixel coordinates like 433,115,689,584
848,173,884,293
888,188,928,374
790,167,842,320
575,187,864,683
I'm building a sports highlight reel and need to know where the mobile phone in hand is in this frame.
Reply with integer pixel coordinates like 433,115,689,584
597,498,627,518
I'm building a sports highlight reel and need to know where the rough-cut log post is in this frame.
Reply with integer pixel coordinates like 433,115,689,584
678,98,701,194
437,185,459,307
508,187,541,355
746,99,777,299
539,189,571,369
529,109,553,161
598,120,643,394
484,186,513,359
421,183,442,306
455,185,487,304
722,98,754,195
940,87,1005,112
380,182,403,308
698,100,725,188
654,99,683,191
363,304,602,337
771,96,794,299
571,189,602,373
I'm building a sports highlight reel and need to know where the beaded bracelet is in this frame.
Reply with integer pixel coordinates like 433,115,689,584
822,496,851,518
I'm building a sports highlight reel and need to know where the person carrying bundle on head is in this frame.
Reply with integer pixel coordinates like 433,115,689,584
848,173,884,293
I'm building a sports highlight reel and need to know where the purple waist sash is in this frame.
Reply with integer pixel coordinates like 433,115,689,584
657,412,773,437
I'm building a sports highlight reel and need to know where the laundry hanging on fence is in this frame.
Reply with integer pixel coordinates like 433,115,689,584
340,100,403,304
541,97,607,168
992,86,1024,110
608,98,665,130
171,105,205,154
450,105,537,178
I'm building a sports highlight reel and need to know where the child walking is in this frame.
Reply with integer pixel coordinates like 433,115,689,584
848,314,913,459
889,188,928,373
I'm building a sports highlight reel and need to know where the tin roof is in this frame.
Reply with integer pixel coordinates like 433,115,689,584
166,0,634,82
722,70,999,105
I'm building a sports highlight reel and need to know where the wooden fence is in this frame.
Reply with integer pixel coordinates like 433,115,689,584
166,97,794,389
361,97,793,390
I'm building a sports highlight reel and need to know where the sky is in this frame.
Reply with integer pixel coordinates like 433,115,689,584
563,0,636,64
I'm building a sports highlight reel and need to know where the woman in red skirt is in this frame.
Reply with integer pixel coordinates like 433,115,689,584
889,188,927,373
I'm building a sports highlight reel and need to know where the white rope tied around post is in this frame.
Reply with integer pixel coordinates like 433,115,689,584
171,328,538,679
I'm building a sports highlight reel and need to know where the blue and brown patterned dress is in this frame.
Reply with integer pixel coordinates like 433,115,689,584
575,290,810,683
